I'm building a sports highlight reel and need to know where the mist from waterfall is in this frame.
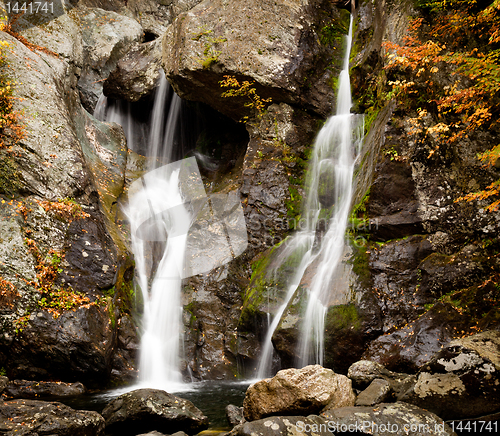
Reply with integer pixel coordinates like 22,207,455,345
256,14,364,378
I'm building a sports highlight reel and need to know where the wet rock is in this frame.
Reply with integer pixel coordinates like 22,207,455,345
104,39,163,102
400,330,500,420
110,315,140,384
415,245,485,304
6,306,115,386
322,402,456,435
2,380,86,399
101,388,209,435
362,302,473,373
226,404,244,428
243,365,355,421
271,256,383,373
369,235,435,331
163,0,340,120
182,273,243,380
76,7,143,111
355,379,391,406
367,155,423,241
231,415,333,436
0,399,105,435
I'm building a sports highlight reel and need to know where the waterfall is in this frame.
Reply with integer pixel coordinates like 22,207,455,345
256,14,364,378
94,73,190,390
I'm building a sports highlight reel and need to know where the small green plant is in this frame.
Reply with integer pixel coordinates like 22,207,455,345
192,27,227,69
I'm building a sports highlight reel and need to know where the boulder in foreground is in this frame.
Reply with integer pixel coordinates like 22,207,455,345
101,388,208,436
243,365,355,421
0,399,104,436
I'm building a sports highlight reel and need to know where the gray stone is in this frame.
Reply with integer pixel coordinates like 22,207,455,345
226,404,244,427
355,378,392,406
348,360,416,397
232,416,333,436
76,7,143,111
103,39,163,102
322,402,457,436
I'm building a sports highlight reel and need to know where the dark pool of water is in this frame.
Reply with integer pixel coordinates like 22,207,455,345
55,380,250,431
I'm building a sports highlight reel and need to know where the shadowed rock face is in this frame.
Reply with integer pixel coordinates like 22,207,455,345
162,0,340,120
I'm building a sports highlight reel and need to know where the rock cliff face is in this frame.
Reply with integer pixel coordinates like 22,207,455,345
0,0,499,388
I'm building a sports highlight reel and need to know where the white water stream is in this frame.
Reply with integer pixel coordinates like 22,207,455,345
256,14,364,378
95,73,190,391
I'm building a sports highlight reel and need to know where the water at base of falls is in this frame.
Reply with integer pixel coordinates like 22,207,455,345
256,14,364,379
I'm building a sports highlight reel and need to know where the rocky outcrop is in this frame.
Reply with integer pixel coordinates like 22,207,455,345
78,0,204,37
362,302,480,373
0,399,105,436
76,7,143,111
400,330,500,420
162,0,341,120
2,380,86,399
0,6,136,385
101,389,209,435
243,365,355,421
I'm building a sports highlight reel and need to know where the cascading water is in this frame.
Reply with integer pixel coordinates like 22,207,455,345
256,14,364,378
95,73,190,390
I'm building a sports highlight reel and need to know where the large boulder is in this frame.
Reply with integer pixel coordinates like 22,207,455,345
321,402,456,436
162,0,341,120
0,399,105,436
400,330,500,420
76,6,143,111
101,389,209,435
103,39,163,102
243,365,356,421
